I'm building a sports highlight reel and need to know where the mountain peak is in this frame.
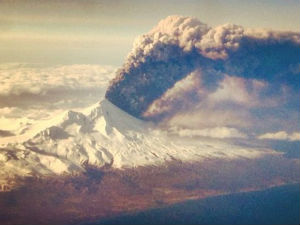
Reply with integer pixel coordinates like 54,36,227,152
0,99,278,190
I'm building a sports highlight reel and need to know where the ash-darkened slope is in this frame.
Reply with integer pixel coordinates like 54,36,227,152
105,16,300,121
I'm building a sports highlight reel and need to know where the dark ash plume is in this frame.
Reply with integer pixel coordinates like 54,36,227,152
105,15,300,121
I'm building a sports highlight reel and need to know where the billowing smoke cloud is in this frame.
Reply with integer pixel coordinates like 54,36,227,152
105,15,300,125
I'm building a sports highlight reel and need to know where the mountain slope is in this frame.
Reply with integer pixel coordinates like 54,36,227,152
0,99,277,189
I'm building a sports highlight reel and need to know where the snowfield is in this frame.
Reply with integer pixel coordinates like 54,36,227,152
0,99,279,189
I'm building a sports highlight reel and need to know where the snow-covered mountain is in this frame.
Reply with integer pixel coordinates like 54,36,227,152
0,99,277,189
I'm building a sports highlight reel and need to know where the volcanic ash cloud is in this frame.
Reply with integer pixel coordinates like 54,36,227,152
105,15,300,123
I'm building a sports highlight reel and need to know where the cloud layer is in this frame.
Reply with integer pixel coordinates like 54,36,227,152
258,131,300,142
175,126,247,139
0,63,115,109
0,63,115,133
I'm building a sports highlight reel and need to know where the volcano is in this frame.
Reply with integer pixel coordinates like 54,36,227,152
0,99,277,191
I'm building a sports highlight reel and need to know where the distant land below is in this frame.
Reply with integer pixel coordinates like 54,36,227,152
89,183,300,225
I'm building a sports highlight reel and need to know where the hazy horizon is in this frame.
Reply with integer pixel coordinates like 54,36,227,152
1,0,300,66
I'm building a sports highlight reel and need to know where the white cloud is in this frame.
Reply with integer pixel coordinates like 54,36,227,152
167,106,253,130
175,126,247,139
0,63,116,126
289,132,300,141
0,107,20,116
0,63,115,97
258,131,300,141
0,116,33,133
0,63,116,111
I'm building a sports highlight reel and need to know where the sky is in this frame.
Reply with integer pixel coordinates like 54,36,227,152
0,0,299,66
0,0,299,149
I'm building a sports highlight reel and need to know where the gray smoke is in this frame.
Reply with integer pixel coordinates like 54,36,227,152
105,15,300,121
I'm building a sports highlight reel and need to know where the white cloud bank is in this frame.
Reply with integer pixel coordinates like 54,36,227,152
175,126,247,139
258,131,300,141
0,63,115,97
0,63,116,131
0,63,116,111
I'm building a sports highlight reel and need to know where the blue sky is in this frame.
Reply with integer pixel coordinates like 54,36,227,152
0,0,299,65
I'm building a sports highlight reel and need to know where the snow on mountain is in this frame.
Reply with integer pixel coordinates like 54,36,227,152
0,99,278,189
